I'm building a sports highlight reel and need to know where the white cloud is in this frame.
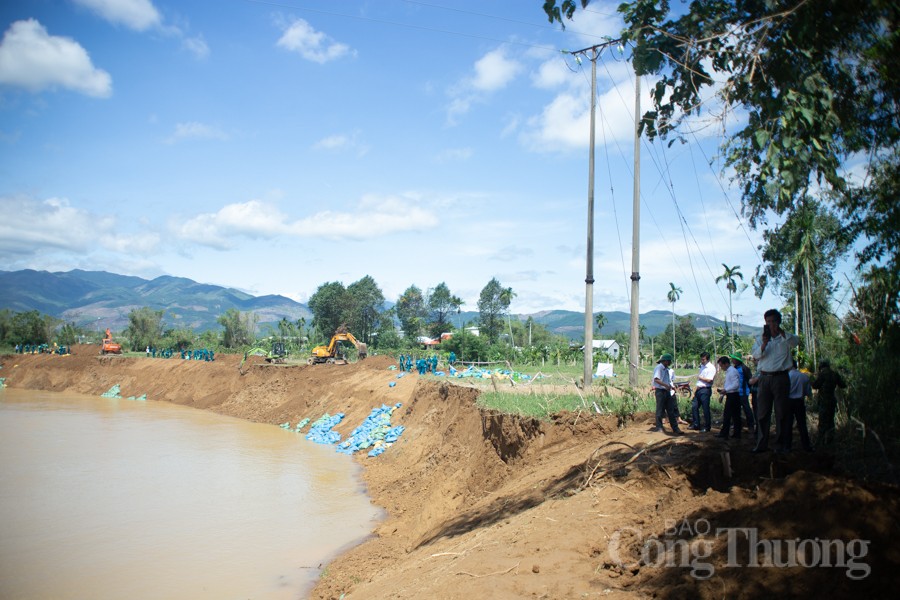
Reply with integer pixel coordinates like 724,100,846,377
564,8,624,47
72,0,162,31
0,195,158,258
172,194,440,249
164,121,229,143
532,57,571,90
314,134,350,150
521,91,588,151
0,195,103,253
290,195,438,240
0,19,112,97
446,47,522,124
182,35,209,60
276,18,354,64
313,130,369,156
521,73,653,152
74,0,212,61
171,200,286,249
471,48,522,92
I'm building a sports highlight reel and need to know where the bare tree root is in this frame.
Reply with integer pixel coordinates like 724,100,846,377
581,438,676,489
455,561,520,578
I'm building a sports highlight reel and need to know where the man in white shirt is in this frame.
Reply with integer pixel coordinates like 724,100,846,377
652,353,683,435
750,309,800,453
690,352,716,432
716,355,743,438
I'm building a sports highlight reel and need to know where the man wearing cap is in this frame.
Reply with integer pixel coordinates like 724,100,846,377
652,353,683,435
690,352,716,432
751,309,799,453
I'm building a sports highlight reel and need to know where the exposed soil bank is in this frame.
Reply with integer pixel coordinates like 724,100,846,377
2,347,899,599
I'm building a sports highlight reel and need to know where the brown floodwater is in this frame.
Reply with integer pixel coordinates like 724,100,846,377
0,388,381,599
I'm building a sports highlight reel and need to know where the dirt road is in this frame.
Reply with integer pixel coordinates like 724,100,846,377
2,347,898,599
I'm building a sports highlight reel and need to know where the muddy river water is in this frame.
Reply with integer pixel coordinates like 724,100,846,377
0,388,381,600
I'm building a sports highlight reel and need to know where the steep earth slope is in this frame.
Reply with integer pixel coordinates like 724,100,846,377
1,347,897,599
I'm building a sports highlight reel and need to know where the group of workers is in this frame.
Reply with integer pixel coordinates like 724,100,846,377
14,343,69,355
142,346,214,360
397,354,440,375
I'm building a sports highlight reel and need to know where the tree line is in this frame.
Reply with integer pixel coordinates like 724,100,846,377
546,0,900,458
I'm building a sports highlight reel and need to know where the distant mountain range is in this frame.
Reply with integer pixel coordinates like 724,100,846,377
0,269,752,339
0,269,310,333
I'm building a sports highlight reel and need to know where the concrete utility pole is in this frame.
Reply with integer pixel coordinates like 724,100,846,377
583,45,598,390
629,66,642,387
569,40,622,391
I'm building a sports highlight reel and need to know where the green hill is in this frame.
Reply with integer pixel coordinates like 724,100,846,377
0,269,753,339
0,269,310,332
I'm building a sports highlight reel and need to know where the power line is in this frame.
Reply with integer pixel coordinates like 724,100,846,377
688,130,763,264
596,59,735,329
569,49,631,302
397,0,615,41
243,0,564,52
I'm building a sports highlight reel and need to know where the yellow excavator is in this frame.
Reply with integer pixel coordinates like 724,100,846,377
308,326,367,365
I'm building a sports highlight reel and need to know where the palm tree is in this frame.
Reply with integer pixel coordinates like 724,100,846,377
595,312,607,337
499,287,517,348
296,317,307,347
667,283,682,360
716,264,743,352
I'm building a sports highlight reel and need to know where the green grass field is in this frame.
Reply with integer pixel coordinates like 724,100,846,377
446,360,726,422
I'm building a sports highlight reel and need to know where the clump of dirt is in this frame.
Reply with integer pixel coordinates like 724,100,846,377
2,346,898,599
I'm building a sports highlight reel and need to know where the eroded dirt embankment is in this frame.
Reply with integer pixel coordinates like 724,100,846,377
3,347,899,599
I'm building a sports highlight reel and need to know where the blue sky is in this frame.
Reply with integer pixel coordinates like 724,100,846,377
0,0,794,326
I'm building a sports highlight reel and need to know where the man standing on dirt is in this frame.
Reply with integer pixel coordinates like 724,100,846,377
690,352,716,432
784,360,813,452
668,365,690,427
812,359,846,446
751,309,799,453
716,356,743,439
652,353,683,435
732,353,756,435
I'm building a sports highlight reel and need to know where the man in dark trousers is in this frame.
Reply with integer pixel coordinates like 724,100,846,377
784,360,813,452
750,309,799,453
731,353,755,435
716,355,742,439
651,353,683,435
690,351,716,432
812,359,846,446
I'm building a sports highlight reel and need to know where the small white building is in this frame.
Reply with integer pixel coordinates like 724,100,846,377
591,339,620,360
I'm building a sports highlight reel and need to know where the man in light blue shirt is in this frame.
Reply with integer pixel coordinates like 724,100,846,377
750,309,800,453
783,360,813,452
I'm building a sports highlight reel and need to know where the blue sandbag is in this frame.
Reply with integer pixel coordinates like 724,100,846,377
305,413,344,445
